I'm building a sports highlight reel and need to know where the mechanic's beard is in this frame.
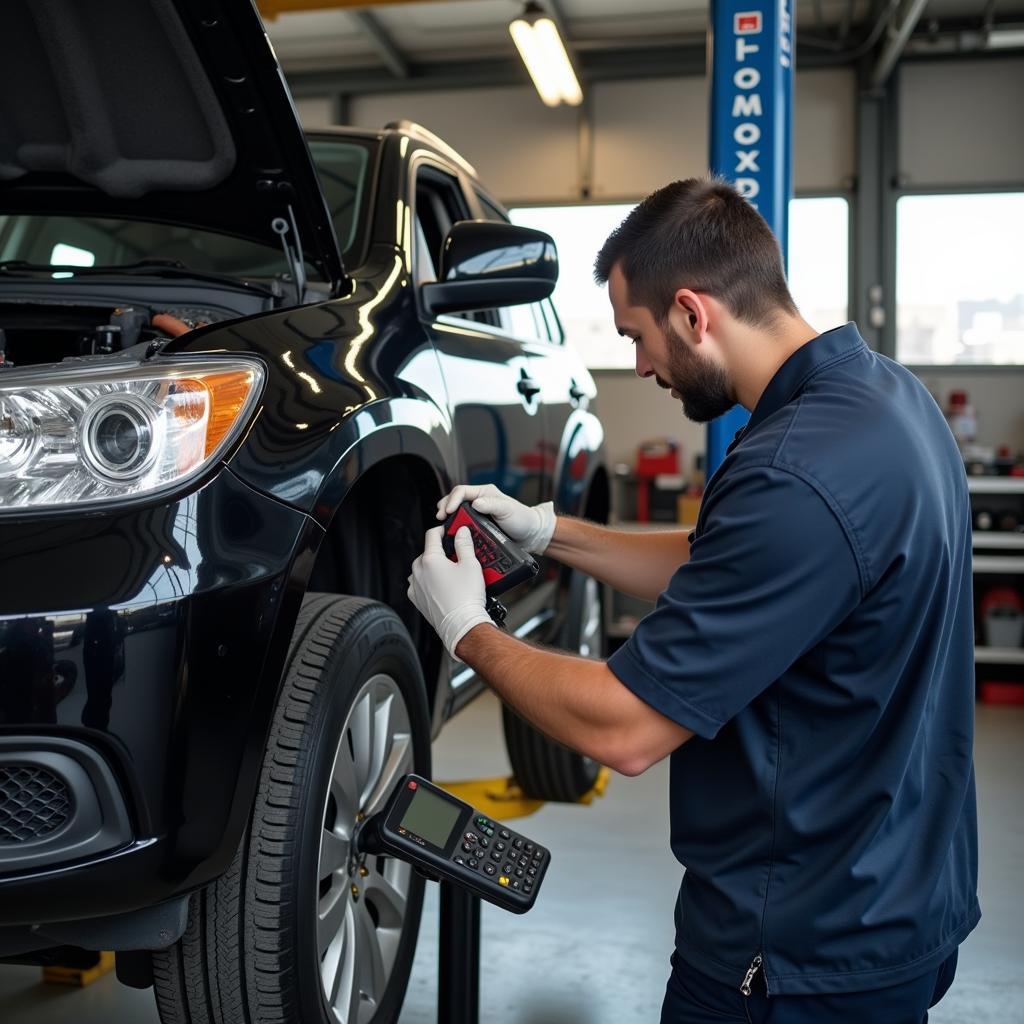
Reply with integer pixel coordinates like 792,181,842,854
659,322,735,423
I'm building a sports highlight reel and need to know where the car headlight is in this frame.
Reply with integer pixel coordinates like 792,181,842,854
0,358,264,511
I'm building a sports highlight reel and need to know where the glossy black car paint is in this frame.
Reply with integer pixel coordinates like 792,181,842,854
0,125,607,954
0,468,321,922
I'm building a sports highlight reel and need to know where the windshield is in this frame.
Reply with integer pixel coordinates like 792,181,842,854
0,137,376,282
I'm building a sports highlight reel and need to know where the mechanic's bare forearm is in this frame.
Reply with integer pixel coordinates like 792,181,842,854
544,516,691,602
455,625,692,776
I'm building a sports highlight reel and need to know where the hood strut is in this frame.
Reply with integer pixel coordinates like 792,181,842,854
272,207,307,303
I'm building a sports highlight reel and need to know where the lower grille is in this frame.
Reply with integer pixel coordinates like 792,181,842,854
0,765,72,843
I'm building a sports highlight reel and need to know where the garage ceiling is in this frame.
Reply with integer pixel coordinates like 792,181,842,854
259,0,1024,87
262,0,859,72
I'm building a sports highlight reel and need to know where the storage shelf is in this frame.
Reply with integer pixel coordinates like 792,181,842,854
973,533,1024,550
967,477,1024,495
975,647,1024,666
973,555,1024,574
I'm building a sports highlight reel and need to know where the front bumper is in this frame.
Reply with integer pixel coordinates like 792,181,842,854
0,736,132,876
0,467,322,932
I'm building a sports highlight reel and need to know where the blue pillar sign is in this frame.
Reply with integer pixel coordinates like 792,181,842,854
705,0,794,476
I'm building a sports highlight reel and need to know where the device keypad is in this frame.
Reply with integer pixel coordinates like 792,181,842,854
471,527,515,574
472,532,499,568
454,812,547,903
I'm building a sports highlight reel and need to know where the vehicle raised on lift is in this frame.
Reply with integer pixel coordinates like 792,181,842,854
0,1,608,1022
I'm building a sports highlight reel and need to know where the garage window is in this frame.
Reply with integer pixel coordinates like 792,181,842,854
511,199,850,369
896,192,1024,365
787,197,850,338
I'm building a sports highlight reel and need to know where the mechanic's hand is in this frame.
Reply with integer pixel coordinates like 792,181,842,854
436,483,556,555
408,526,495,661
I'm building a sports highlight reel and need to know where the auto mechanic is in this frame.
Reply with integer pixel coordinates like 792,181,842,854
407,178,980,1023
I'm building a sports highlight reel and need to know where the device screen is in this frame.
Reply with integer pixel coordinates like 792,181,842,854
398,786,462,850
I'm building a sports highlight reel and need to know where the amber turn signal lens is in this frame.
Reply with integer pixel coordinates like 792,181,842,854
172,370,258,458
201,370,258,458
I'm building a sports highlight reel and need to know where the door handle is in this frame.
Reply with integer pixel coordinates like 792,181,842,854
517,376,541,401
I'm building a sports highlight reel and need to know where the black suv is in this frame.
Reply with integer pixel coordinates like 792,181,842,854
0,1,608,1021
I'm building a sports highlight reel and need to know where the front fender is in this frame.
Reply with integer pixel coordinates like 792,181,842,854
166,249,455,518
302,398,458,526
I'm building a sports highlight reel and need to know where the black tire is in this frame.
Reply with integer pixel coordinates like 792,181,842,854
503,572,605,802
153,594,431,1024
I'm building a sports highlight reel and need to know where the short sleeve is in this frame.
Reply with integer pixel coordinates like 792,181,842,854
607,465,862,739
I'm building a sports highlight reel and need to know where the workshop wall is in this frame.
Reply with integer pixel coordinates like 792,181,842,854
295,94,335,126
347,85,581,201
591,370,708,473
594,368,1024,473
916,372,1024,452
299,68,856,202
588,70,853,198
900,58,1024,188
293,64,1024,199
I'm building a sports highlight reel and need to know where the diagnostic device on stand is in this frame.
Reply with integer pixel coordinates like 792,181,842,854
361,775,550,913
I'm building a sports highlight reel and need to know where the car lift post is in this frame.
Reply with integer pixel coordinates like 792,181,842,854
705,0,795,476
438,882,481,1024
435,770,609,1024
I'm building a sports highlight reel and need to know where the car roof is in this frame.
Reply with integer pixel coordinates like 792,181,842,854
307,122,478,180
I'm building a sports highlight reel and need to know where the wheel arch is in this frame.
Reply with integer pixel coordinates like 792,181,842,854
304,444,449,725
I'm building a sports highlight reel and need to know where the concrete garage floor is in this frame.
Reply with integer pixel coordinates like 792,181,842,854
0,695,1020,1023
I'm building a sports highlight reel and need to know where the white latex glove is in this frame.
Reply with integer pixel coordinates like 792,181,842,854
436,483,556,556
408,525,495,661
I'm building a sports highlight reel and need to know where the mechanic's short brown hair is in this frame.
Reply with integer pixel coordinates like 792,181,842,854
594,177,798,328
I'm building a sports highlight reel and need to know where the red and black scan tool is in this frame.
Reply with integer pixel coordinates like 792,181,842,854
442,501,539,626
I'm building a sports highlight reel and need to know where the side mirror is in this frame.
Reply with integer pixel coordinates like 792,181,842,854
421,220,558,317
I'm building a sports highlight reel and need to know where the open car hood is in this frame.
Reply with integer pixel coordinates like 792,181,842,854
0,0,345,291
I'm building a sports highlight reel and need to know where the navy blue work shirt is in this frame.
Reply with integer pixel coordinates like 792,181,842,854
608,323,980,996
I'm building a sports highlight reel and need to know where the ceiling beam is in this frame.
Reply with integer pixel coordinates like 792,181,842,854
544,0,579,60
543,0,586,92
545,0,570,35
349,9,410,77
871,0,930,85
277,7,1007,99
285,40,872,98
258,0,475,17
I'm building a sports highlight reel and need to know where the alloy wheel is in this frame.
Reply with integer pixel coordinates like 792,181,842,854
317,673,414,1024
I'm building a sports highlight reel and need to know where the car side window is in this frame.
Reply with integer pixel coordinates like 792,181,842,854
474,190,553,344
414,181,452,282
503,302,550,343
539,298,564,345
416,167,497,326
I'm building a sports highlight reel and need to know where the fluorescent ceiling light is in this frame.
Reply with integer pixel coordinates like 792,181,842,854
510,4,583,108
987,27,1024,49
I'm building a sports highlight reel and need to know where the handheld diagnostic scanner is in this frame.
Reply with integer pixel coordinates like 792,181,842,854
360,775,550,914
441,501,539,625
